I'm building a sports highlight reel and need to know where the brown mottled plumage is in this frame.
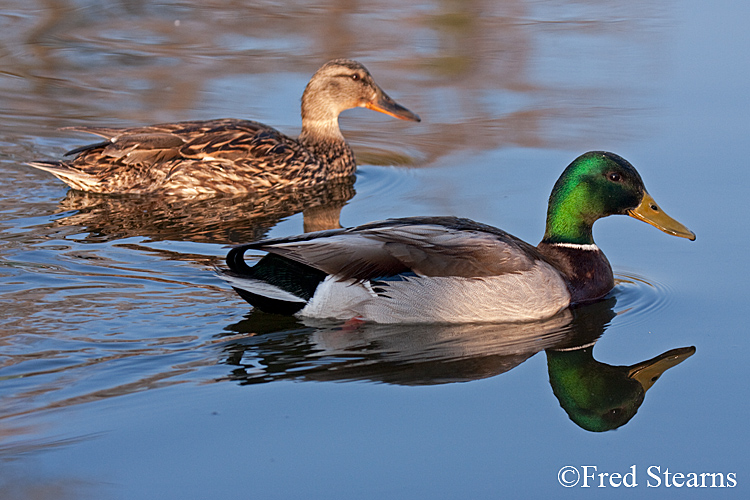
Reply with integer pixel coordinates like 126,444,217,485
27,59,420,196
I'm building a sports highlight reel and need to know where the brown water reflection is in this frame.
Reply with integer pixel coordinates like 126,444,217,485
52,176,355,244
1,0,663,166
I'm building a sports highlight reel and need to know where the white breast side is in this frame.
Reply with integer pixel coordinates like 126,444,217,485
297,261,571,324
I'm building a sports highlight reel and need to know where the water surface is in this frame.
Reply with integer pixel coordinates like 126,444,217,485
1,1,748,498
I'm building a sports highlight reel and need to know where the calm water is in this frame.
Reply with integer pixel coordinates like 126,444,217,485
1,1,748,498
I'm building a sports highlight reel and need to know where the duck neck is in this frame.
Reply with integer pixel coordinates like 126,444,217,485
299,117,346,144
298,115,355,177
299,87,347,144
542,195,596,246
536,240,614,304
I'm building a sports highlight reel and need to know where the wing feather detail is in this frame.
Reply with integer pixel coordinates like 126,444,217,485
231,217,547,281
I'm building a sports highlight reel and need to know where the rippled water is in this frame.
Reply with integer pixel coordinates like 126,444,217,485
1,1,748,498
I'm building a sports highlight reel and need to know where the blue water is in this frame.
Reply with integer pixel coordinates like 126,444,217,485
1,1,748,498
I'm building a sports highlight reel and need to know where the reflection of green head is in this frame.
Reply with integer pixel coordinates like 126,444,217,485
547,346,695,432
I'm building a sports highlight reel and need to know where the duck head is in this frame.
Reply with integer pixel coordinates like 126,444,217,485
542,151,696,245
300,59,420,139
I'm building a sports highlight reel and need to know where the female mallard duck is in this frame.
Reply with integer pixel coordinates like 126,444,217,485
27,59,420,196
221,152,695,323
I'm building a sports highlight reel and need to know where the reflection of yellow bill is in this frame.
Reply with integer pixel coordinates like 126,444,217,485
628,346,696,390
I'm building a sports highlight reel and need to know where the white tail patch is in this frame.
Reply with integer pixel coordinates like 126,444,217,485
220,275,307,303
298,276,376,319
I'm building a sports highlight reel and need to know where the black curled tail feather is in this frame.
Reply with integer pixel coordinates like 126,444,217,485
224,246,328,315
226,243,257,276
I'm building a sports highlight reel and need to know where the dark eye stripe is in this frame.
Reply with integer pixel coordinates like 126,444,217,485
336,73,361,81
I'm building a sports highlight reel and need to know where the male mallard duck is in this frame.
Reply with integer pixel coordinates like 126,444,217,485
27,59,420,196
221,152,695,323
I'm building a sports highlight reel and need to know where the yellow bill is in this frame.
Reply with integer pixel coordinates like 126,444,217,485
628,191,696,240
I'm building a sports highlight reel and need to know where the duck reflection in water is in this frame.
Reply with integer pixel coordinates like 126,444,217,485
50,176,355,244
547,342,694,432
544,299,695,432
219,297,694,431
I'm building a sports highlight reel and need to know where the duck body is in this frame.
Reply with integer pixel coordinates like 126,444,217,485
224,217,574,323
222,152,695,324
28,59,420,196
29,118,355,196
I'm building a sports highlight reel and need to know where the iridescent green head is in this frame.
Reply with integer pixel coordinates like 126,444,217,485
542,152,695,245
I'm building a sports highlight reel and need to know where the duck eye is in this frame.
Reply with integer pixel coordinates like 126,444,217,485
350,73,360,81
608,172,622,182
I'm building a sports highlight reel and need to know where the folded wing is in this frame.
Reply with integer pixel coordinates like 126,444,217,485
228,216,545,281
